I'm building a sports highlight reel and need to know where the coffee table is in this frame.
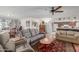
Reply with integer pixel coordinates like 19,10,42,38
38,34,55,52
40,34,55,44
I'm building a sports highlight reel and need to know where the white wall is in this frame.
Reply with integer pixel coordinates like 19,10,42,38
20,17,52,34
20,19,27,29
46,22,52,34
20,17,41,29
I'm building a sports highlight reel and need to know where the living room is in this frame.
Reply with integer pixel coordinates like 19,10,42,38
0,6,79,52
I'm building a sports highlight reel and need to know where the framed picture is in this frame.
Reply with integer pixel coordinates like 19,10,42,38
32,21,38,27
59,18,61,20
73,17,76,19
26,20,30,27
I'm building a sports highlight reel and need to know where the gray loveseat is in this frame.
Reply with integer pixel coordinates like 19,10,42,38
22,28,45,46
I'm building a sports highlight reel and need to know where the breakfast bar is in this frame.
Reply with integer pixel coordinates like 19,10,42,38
57,28,79,32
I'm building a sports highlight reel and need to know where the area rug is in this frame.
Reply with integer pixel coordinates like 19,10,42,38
32,40,74,52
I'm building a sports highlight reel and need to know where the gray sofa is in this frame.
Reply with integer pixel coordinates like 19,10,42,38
22,29,45,46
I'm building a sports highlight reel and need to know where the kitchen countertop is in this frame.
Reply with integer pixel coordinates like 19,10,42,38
57,28,79,32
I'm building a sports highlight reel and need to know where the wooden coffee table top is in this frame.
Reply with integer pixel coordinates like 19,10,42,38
40,38,55,44
40,34,55,44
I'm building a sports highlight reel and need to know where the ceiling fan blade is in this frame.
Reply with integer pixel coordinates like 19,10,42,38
55,11,63,13
54,6,62,11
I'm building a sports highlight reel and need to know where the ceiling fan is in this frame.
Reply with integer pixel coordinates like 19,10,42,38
50,6,63,15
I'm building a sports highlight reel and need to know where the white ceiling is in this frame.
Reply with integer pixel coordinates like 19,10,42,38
0,6,79,19
0,6,52,18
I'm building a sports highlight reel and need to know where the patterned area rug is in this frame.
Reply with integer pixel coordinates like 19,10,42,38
32,40,75,52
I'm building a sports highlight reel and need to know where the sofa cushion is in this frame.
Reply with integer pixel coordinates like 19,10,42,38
30,34,44,42
15,39,26,46
24,33,31,38
34,29,39,35
66,35,76,39
30,29,36,36
22,29,31,38
67,31,75,36
37,34,45,38
0,32,10,47
0,44,4,52
56,31,61,35
16,44,26,52
30,36,38,42
59,30,66,35
16,42,34,52
58,35,67,38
